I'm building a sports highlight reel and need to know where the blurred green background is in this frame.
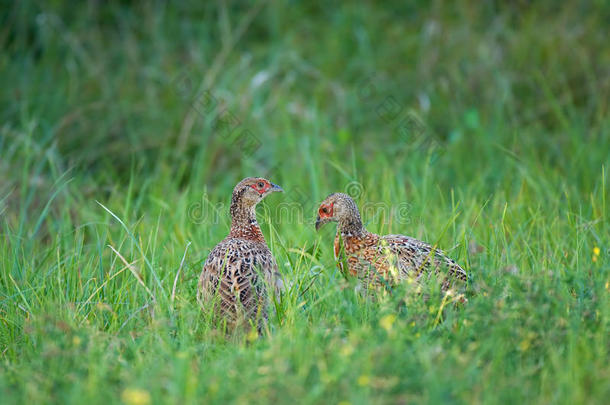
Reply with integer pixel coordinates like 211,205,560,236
1,1,609,404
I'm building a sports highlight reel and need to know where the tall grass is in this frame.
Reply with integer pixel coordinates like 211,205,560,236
1,1,609,404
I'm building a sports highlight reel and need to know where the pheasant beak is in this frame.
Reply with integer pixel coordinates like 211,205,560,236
315,216,325,231
269,183,283,193
315,202,334,230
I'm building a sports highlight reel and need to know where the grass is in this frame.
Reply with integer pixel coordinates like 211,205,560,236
1,1,609,404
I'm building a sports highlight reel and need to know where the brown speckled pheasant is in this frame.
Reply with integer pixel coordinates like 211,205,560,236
198,177,283,330
315,193,467,290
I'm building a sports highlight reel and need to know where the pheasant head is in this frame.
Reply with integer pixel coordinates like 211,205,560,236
315,192,364,236
229,177,283,240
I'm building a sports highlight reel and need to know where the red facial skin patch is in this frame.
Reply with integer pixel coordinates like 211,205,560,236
318,202,334,218
250,181,270,194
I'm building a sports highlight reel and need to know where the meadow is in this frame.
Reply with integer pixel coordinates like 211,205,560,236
1,1,609,404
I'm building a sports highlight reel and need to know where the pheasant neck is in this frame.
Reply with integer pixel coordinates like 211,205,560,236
337,215,366,238
229,204,265,242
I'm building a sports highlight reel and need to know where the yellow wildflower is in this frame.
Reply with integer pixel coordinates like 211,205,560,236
593,247,600,256
340,344,354,357
519,339,530,352
357,375,370,386
379,314,396,332
121,388,151,405
246,328,259,343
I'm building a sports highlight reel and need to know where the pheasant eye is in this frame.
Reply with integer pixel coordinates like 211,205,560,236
321,207,328,214
257,182,265,188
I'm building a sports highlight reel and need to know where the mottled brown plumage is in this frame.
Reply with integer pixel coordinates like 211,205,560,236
316,193,467,290
198,177,283,330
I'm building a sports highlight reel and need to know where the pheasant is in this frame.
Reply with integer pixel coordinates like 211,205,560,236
315,193,467,291
198,177,284,331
